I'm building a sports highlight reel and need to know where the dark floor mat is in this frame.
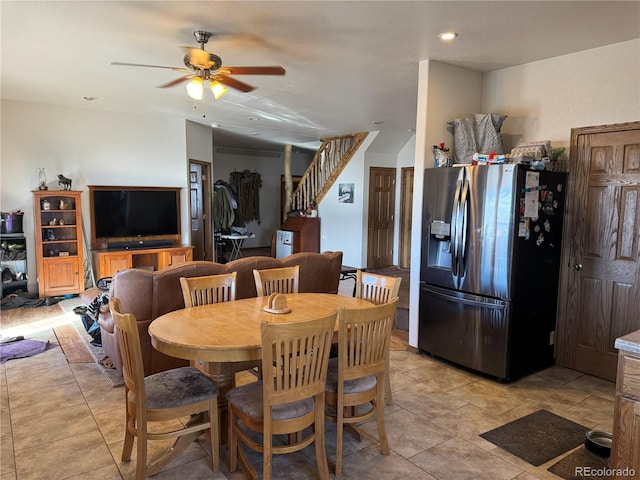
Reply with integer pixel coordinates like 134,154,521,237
547,446,610,479
480,409,590,466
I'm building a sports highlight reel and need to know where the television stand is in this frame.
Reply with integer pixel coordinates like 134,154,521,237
92,244,193,279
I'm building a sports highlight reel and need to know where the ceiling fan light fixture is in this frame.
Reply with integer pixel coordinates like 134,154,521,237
186,77,204,100
210,81,228,99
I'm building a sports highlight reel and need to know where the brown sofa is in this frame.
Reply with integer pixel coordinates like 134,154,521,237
83,251,343,376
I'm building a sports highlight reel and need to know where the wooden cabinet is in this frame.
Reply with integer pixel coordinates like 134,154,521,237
92,245,193,279
611,330,640,480
281,216,320,254
33,190,84,298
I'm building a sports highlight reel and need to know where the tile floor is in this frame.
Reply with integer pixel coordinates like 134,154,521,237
0,297,615,480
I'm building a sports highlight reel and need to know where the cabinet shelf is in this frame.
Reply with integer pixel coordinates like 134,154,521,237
33,190,84,298
1,233,27,298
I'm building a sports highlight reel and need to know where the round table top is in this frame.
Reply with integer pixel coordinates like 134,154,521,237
149,293,373,363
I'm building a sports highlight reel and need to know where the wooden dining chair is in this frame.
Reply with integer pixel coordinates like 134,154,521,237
109,297,220,480
325,298,398,476
180,272,260,379
253,265,300,296
227,312,337,480
180,272,237,307
355,270,401,406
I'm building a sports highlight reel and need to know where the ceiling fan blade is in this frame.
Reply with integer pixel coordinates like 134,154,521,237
157,74,195,88
214,74,255,92
218,66,286,75
111,61,190,72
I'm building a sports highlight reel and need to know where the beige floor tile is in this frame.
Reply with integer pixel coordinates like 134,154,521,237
8,378,85,420
566,394,615,429
70,362,115,391
448,378,533,415
360,408,453,459
13,430,114,480
0,432,15,476
108,435,208,479
65,464,123,480
431,403,508,451
402,361,479,392
340,446,438,480
393,383,469,421
94,407,127,446
82,383,126,415
410,436,523,480
11,402,99,450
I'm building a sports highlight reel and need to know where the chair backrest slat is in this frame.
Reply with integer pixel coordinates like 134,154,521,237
253,266,300,297
109,298,146,406
338,299,398,379
261,312,336,406
356,270,401,306
180,272,237,308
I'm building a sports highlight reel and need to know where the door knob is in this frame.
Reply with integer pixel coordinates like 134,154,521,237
572,263,583,271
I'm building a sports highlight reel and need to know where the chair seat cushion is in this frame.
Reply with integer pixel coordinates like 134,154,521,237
325,357,377,394
145,366,218,409
226,381,315,421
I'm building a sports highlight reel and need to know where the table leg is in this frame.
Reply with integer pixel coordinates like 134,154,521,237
198,361,236,445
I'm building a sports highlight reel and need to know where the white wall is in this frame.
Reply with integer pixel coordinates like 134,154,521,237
482,39,640,150
1,100,187,292
318,132,378,268
409,61,484,347
186,120,214,163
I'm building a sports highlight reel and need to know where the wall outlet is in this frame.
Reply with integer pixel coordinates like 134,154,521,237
549,330,556,345
322,232,326,240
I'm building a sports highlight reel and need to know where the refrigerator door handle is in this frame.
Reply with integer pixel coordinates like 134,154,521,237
459,177,470,278
423,285,507,310
451,178,463,284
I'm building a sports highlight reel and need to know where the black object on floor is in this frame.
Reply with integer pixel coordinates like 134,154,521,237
547,445,610,479
480,409,590,466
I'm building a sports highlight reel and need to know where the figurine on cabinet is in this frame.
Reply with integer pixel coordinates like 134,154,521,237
57,174,72,190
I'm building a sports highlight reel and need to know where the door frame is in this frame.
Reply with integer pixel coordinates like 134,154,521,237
188,159,213,261
555,121,640,370
399,167,414,269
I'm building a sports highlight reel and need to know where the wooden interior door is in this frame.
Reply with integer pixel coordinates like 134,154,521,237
399,167,414,269
188,161,212,261
367,167,396,269
558,122,640,381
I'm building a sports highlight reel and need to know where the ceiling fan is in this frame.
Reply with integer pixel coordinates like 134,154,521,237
112,30,285,100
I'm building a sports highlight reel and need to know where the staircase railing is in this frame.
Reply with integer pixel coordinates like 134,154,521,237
290,132,368,213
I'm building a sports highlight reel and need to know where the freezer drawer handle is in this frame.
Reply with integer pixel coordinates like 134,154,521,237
424,286,506,310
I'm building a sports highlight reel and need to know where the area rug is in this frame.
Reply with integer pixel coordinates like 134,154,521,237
547,446,610,480
0,338,58,363
479,409,590,466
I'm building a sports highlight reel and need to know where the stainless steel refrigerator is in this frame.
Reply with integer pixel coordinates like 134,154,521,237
418,164,567,381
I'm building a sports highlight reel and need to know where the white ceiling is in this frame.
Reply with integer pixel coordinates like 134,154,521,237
2,1,639,152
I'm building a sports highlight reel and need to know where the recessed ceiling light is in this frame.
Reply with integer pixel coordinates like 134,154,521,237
248,117,260,121
249,132,261,136
438,32,458,41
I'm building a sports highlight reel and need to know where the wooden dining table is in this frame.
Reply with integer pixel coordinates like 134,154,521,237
148,292,373,440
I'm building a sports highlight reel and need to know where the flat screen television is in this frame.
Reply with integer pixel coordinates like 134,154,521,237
90,186,181,241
